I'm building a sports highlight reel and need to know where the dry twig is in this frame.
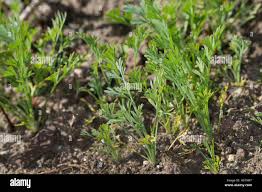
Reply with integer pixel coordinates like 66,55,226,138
19,0,43,21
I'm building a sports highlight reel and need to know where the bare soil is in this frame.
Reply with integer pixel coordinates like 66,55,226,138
0,0,261,174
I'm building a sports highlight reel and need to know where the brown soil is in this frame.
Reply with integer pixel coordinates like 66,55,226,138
0,0,261,174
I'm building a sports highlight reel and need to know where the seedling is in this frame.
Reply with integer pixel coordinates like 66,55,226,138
122,0,223,171
251,112,262,126
217,85,228,134
92,124,120,162
81,0,259,170
201,140,221,174
106,7,132,26
229,35,250,83
0,11,81,131
104,59,158,164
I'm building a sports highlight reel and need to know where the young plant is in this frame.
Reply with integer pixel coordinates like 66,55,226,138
250,112,262,126
126,26,148,65
217,85,228,134
229,35,250,83
79,34,120,100
0,11,81,131
122,0,225,172
92,123,120,162
104,59,158,164
84,0,257,171
82,37,157,163
145,51,186,134
201,140,221,174
106,7,132,26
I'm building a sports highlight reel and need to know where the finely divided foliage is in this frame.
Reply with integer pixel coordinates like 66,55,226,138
0,0,260,173
0,7,81,131
88,0,257,171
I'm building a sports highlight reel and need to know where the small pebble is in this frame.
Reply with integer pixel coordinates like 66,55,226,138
236,148,246,160
143,161,149,166
227,154,236,162
73,159,77,164
97,161,103,168
225,147,232,154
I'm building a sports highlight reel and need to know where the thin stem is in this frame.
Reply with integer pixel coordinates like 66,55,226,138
0,106,15,132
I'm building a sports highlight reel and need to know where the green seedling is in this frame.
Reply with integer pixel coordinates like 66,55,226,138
217,85,228,134
251,112,262,126
229,35,250,83
82,0,258,170
0,11,81,131
122,0,224,171
104,59,158,164
92,124,120,162
106,7,132,26
201,139,221,174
